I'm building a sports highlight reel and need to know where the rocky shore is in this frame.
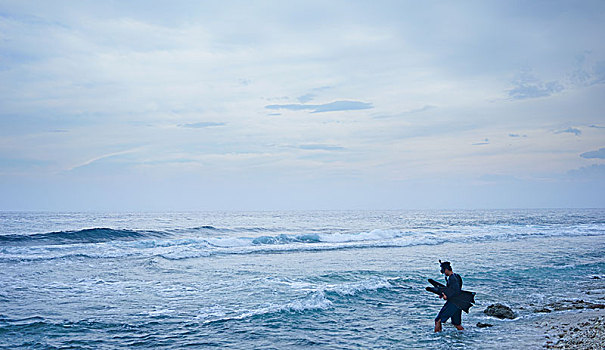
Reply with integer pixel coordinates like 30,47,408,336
541,308,605,349
480,297,605,348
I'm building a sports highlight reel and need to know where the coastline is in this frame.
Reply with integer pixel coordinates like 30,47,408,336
539,308,605,349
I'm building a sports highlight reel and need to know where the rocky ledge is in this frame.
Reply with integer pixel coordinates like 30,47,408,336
538,300,605,313
543,312,605,349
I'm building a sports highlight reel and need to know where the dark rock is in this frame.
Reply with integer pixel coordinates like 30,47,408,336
591,276,600,279
586,303,605,309
476,322,493,328
533,307,552,313
484,303,516,319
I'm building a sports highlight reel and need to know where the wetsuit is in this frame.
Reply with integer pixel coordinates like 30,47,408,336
434,273,463,326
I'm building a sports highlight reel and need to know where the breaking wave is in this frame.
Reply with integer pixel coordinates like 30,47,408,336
0,228,169,245
1,221,603,262
198,277,397,325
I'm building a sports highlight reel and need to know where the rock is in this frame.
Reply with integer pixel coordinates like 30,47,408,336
476,322,493,328
590,276,600,279
484,303,516,319
534,307,552,313
586,303,605,309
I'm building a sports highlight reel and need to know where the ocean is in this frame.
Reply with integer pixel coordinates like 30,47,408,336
1,209,604,349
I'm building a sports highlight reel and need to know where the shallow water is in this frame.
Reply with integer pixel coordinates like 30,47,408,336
1,209,604,349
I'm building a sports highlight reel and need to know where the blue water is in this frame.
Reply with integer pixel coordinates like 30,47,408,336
1,209,604,349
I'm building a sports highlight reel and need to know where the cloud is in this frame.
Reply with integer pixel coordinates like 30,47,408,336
508,133,527,138
180,122,226,128
2,2,605,210
472,138,489,145
555,127,581,136
580,147,605,159
372,105,436,119
589,124,605,129
297,93,315,103
67,148,141,171
265,100,373,113
570,53,605,86
404,105,436,114
508,81,564,99
299,144,345,151
508,70,564,100
567,164,605,180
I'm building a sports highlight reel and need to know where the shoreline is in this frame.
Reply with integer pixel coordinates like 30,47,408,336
536,308,605,349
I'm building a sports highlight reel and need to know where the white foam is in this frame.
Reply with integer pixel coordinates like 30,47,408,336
318,229,405,243
199,291,332,325
325,277,393,296
279,291,333,312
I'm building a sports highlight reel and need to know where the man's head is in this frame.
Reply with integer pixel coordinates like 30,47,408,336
439,260,453,276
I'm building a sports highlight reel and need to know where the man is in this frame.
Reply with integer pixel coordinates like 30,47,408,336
434,260,464,332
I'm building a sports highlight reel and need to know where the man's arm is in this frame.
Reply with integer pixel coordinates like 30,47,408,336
443,275,461,299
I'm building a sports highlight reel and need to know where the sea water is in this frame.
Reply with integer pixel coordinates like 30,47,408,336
1,209,604,349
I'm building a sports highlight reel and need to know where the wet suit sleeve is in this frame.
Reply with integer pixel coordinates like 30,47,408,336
443,274,461,299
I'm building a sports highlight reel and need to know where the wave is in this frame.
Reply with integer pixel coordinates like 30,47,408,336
323,277,395,296
249,229,406,246
197,276,400,327
155,229,417,260
1,223,603,262
0,228,169,246
0,227,410,249
198,291,333,326
0,225,284,247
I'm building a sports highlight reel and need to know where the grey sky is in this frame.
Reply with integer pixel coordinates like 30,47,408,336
0,1,604,210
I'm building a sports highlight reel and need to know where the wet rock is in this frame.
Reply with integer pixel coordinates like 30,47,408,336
546,299,605,312
534,307,552,313
544,313,605,349
484,303,516,319
476,322,493,328
590,276,600,279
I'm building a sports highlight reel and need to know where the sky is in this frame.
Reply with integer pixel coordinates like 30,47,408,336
0,0,604,211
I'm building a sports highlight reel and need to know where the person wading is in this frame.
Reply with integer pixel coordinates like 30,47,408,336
434,260,464,332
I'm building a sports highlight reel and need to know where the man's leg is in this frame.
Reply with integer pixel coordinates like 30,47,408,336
434,319,442,332
452,309,463,331
434,302,452,332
